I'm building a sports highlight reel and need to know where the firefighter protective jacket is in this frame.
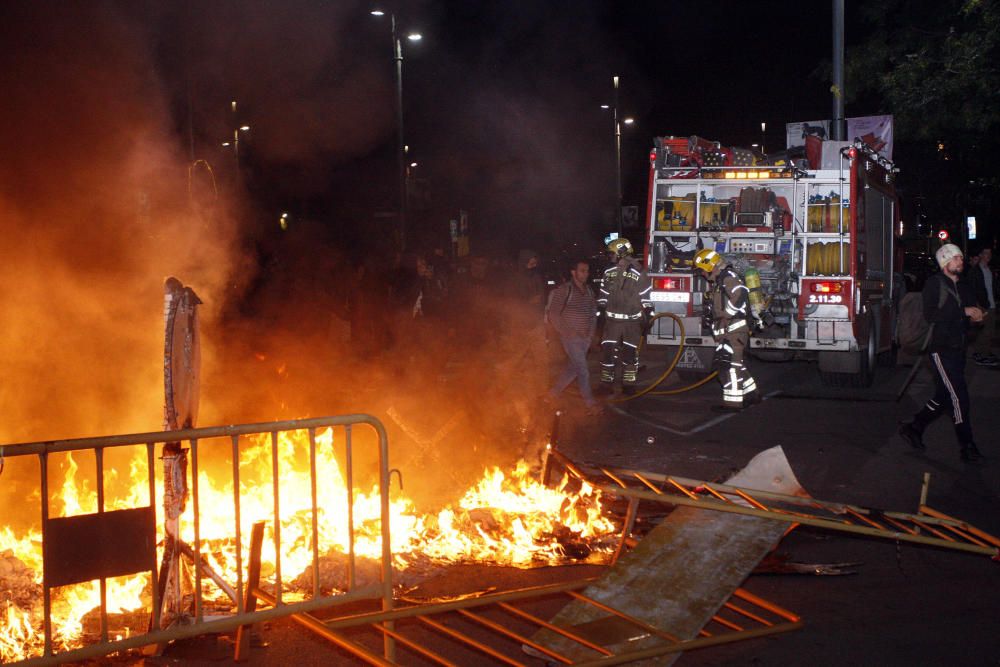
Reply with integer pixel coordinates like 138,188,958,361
598,257,653,320
710,266,750,338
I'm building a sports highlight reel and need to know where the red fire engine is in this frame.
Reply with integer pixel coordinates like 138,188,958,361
643,135,902,386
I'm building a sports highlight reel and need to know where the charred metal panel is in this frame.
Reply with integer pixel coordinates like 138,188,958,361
44,506,156,588
533,447,803,663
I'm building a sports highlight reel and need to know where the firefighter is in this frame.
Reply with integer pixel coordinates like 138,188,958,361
693,248,760,410
596,238,653,396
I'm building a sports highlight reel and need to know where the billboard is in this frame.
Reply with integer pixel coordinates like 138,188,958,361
786,115,893,160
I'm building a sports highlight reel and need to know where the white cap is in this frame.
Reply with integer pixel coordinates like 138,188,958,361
935,243,963,268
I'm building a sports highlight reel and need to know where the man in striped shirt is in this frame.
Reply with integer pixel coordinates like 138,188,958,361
545,259,601,413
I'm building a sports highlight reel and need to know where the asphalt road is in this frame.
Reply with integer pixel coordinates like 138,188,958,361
148,342,1000,666
559,343,1000,666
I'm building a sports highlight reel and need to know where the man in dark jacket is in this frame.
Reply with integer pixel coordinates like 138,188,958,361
967,246,998,366
510,248,545,313
899,244,986,462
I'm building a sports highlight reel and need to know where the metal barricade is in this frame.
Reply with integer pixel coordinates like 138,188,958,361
1,415,394,665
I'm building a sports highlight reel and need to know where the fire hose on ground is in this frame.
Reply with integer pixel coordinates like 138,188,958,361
609,312,718,403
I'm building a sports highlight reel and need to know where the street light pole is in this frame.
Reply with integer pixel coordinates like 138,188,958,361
221,100,250,178
614,75,622,236
392,14,407,251
374,9,420,251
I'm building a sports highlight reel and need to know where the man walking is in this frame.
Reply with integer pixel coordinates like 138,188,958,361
596,238,653,396
969,245,998,366
545,259,601,414
899,243,985,462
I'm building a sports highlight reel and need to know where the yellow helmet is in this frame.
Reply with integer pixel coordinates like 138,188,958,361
693,248,723,273
607,237,634,258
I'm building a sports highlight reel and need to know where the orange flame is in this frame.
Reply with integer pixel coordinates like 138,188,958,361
0,429,615,661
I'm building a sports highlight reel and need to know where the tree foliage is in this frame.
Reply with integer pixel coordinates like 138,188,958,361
848,0,1000,236
849,0,1000,144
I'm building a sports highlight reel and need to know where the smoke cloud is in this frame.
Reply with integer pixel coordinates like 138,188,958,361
0,3,249,444
0,2,615,536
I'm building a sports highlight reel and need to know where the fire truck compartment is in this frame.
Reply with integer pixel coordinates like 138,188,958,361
643,136,899,386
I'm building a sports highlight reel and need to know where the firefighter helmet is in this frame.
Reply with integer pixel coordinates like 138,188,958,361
693,248,723,274
607,237,634,258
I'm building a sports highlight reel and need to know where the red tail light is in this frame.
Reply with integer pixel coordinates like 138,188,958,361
650,149,658,164
654,277,687,291
811,281,844,294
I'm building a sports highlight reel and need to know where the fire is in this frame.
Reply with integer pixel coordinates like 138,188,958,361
0,428,616,662
413,461,615,566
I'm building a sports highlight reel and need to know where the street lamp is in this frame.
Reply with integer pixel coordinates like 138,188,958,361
372,9,422,251
760,121,766,154
221,100,250,170
604,76,635,236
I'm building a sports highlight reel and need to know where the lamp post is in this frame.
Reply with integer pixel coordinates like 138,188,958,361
373,10,421,251
220,100,250,170
614,76,622,236
760,121,766,155
604,76,634,236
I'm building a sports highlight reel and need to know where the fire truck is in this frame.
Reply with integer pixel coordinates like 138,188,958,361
642,135,902,387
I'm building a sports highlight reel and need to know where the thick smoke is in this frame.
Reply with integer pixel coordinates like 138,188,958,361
0,4,248,443
0,2,597,520
178,0,395,185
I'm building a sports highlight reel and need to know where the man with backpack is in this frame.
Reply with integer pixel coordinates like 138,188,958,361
899,243,986,462
545,259,602,414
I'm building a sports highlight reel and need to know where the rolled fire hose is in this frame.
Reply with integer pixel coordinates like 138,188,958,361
609,312,718,403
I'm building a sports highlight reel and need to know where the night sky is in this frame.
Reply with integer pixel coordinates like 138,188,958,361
0,1,989,264
0,0,996,447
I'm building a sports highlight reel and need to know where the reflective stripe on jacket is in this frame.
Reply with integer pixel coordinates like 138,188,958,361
598,258,653,318
711,266,749,337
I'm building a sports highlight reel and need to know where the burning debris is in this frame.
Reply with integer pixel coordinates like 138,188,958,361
0,551,38,609
294,470,617,594
0,271,620,664
0,432,619,663
1,551,41,659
